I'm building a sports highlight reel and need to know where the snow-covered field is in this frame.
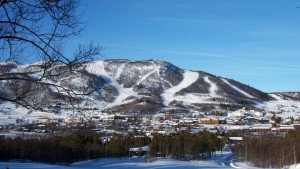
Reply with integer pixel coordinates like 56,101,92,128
0,151,263,169
1,157,299,169
1,148,300,169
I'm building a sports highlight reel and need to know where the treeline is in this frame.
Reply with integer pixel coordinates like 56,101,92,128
0,132,151,164
232,131,300,168
107,133,151,157
0,131,224,164
149,131,225,160
0,132,105,164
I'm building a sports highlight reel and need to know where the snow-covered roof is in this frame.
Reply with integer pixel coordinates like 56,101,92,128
278,126,294,130
250,126,271,130
129,146,150,152
228,137,243,141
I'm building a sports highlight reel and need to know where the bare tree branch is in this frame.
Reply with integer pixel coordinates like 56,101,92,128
0,0,102,110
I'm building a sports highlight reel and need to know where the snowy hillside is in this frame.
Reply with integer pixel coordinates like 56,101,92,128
257,93,300,117
0,59,299,119
161,70,199,106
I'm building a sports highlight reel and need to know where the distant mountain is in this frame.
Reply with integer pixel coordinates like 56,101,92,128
1,60,299,115
271,92,300,101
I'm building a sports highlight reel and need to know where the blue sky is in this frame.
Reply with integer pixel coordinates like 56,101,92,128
71,0,300,92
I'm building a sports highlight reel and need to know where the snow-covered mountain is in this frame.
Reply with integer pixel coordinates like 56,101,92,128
0,60,299,115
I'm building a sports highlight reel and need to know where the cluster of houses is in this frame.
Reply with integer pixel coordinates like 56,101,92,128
135,109,300,136
1,107,300,137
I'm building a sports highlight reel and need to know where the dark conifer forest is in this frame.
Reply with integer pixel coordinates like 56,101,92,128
0,131,224,164
232,131,300,168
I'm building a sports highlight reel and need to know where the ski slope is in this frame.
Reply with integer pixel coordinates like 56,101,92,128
135,64,160,86
221,79,254,99
204,76,218,97
86,61,138,107
161,71,199,106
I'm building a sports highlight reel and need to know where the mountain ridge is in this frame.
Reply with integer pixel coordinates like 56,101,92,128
0,59,299,115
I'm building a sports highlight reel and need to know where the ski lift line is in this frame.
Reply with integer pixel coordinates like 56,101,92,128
158,59,166,112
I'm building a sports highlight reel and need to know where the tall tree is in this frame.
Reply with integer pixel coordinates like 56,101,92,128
0,0,101,109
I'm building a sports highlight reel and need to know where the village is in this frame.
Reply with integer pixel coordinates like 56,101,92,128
1,106,300,139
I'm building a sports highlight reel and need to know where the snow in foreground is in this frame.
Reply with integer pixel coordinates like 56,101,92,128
1,150,299,169
0,159,236,169
2,148,300,169
0,151,266,169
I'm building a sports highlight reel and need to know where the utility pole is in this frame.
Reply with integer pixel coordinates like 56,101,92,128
245,142,247,163
105,134,108,158
293,138,296,168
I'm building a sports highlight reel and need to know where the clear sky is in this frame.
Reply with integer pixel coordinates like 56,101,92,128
71,0,300,93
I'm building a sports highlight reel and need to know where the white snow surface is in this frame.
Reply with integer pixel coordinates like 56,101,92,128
256,93,300,117
221,79,254,99
168,93,227,105
86,61,138,107
2,158,298,169
269,93,283,100
204,76,218,97
161,70,199,106
0,150,264,169
135,65,160,86
0,102,69,125
114,62,126,80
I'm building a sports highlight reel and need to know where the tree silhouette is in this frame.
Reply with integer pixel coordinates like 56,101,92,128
0,0,101,109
